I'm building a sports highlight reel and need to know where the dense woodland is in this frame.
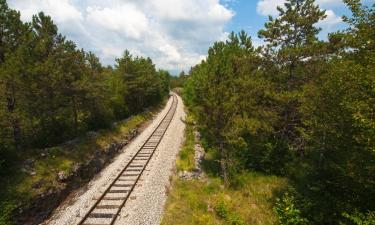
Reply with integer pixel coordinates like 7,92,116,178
0,0,169,168
184,0,374,224
1,0,374,224
170,71,188,90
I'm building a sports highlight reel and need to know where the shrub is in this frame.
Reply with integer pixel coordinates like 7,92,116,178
0,201,17,225
274,192,308,225
342,211,375,225
214,200,229,219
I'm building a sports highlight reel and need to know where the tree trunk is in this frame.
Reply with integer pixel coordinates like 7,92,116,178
72,96,78,135
6,84,22,149
219,139,229,186
288,59,295,90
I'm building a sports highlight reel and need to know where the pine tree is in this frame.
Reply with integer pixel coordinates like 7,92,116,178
258,0,326,84
299,1,375,222
258,0,327,155
0,0,30,149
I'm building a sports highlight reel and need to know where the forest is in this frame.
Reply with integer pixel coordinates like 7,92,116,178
183,0,374,224
0,0,169,166
1,0,374,224
0,2,170,222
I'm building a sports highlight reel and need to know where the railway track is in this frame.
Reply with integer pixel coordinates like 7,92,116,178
78,94,178,225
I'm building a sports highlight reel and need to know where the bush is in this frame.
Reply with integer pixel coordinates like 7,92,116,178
214,200,229,219
0,201,17,225
228,213,247,225
214,199,248,225
274,192,308,225
342,211,375,225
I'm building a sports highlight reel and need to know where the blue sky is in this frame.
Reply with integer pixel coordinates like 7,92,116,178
8,0,369,74
223,0,357,43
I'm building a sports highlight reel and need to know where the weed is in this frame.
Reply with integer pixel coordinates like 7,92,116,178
274,192,308,225
214,200,229,219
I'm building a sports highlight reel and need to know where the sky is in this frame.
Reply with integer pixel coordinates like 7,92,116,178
7,0,366,74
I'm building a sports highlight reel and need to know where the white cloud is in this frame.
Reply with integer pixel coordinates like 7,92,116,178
256,0,343,16
11,0,82,22
86,4,148,40
317,9,342,34
256,0,285,16
8,0,234,73
315,0,343,7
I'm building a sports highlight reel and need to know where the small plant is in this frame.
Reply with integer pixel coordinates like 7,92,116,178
274,192,308,225
214,199,248,225
0,201,17,225
229,213,247,225
342,211,375,225
214,200,229,219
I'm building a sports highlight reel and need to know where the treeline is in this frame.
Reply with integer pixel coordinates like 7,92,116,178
0,1,169,160
184,0,374,224
170,71,188,89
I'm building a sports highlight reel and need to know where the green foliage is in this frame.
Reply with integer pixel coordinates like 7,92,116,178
162,170,287,225
184,0,375,224
214,199,247,225
176,115,195,171
214,200,230,219
0,2,169,150
342,211,375,225
114,50,167,114
170,70,187,89
274,193,308,225
0,2,170,223
163,116,288,225
0,108,156,225
0,201,17,225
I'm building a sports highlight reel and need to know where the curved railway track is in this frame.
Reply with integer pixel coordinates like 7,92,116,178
78,94,178,225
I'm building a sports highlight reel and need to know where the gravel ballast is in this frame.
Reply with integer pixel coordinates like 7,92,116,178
46,94,186,225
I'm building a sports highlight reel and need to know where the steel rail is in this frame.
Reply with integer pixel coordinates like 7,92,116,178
77,94,178,225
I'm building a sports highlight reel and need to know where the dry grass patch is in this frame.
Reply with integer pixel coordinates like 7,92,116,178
162,113,289,225
162,172,288,225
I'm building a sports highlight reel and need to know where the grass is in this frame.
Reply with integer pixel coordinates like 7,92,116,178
161,115,289,225
176,114,195,171
0,104,163,225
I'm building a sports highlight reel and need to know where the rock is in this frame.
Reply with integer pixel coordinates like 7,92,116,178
40,152,46,157
130,129,138,137
87,131,99,139
178,170,198,180
57,171,68,182
72,163,81,173
207,203,214,213
30,170,37,176
192,168,201,173
65,138,80,146
178,130,206,181
112,122,118,128
25,158,35,166
194,131,201,141
194,143,205,175
120,140,129,146
47,188,54,195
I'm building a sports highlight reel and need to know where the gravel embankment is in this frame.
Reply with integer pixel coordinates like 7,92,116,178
46,94,186,225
